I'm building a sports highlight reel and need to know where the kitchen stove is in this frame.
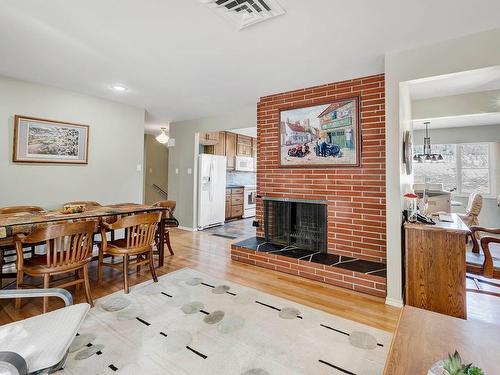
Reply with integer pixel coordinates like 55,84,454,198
243,185,256,218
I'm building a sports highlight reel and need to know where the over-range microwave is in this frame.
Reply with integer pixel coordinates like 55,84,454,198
235,156,255,172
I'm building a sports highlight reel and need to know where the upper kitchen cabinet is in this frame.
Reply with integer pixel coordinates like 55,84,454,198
199,132,220,145
236,135,252,157
225,132,237,170
205,131,225,156
214,131,226,156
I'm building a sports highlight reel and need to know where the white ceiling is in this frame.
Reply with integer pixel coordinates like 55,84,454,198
1,1,500,128
413,113,500,130
409,66,500,100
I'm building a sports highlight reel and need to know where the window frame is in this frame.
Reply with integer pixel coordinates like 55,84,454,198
413,142,496,199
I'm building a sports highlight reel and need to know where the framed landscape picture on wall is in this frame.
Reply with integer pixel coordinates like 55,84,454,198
13,115,89,164
279,97,360,167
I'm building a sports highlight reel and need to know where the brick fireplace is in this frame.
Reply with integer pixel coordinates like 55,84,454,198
231,73,387,297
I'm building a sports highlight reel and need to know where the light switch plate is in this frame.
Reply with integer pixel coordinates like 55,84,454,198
136,164,142,172
187,168,192,175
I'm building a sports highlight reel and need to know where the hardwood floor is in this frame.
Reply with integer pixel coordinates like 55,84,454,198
0,224,400,331
3,220,498,331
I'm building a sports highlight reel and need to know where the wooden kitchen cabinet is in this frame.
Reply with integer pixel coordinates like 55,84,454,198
237,135,252,157
204,131,226,156
199,132,219,146
214,131,226,156
225,187,244,220
225,132,237,170
225,189,231,219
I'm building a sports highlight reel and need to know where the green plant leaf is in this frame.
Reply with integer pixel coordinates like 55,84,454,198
467,366,485,375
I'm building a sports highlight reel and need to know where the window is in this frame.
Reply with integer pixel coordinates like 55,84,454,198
413,142,494,196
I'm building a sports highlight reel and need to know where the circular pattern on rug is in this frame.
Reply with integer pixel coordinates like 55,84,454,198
349,331,378,350
233,292,256,305
164,330,193,353
139,283,165,296
241,369,270,375
203,310,225,324
69,333,96,353
185,277,203,286
116,305,145,320
278,307,301,319
74,344,104,360
100,297,131,312
212,285,231,294
217,316,245,334
181,301,204,314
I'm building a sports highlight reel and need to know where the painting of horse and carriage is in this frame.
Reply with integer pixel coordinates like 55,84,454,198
279,97,360,167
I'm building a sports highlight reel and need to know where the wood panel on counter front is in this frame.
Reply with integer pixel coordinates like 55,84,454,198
404,214,470,319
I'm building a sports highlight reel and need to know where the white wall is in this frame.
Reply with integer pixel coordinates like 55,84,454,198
0,75,145,208
167,106,256,229
413,90,500,119
385,27,500,306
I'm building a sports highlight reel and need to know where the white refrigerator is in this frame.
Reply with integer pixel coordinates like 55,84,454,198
197,154,227,230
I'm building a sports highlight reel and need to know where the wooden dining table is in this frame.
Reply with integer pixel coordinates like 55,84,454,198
0,203,169,267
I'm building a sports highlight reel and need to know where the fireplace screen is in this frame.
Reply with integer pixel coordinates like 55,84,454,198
263,198,327,252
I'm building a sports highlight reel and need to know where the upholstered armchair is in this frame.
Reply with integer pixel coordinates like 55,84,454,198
458,192,483,227
0,288,89,374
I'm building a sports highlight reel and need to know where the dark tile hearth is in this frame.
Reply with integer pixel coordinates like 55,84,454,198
271,248,318,260
310,253,341,265
233,237,387,277
337,259,387,275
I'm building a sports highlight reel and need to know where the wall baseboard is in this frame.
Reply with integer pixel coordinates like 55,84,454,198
177,226,197,232
385,297,403,308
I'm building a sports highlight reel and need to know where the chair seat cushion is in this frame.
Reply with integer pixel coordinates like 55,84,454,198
0,303,89,373
163,218,179,227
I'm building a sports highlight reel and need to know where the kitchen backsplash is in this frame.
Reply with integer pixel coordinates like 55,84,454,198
226,170,256,186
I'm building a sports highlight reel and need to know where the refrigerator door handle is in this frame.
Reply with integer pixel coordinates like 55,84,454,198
208,158,214,202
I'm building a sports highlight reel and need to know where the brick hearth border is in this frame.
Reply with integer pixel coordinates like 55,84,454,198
231,243,386,298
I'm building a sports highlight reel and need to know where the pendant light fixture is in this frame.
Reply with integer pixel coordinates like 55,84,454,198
156,127,169,144
413,121,443,163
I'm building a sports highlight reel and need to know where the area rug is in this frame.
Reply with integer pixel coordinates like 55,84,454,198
61,268,392,375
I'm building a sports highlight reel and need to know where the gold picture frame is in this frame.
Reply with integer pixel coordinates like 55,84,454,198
13,115,89,164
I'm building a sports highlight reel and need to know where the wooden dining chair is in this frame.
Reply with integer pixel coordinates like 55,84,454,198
466,226,500,296
0,206,44,286
98,212,161,293
153,200,178,256
14,221,97,313
63,200,116,245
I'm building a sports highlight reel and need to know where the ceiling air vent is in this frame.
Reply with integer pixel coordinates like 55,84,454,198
200,0,285,29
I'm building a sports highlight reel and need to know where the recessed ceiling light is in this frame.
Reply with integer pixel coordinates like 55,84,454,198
110,84,128,92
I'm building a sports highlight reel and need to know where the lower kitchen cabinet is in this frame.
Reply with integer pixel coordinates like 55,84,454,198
225,187,244,220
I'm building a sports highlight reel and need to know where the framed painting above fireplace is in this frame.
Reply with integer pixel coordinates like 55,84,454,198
279,96,360,167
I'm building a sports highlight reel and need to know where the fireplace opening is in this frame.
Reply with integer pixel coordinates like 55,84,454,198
263,197,327,252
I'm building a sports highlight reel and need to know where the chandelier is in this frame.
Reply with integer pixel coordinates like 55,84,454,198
413,121,443,163
156,127,169,144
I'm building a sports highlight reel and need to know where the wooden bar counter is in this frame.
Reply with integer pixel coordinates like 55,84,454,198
404,214,470,319
384,306,500,374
